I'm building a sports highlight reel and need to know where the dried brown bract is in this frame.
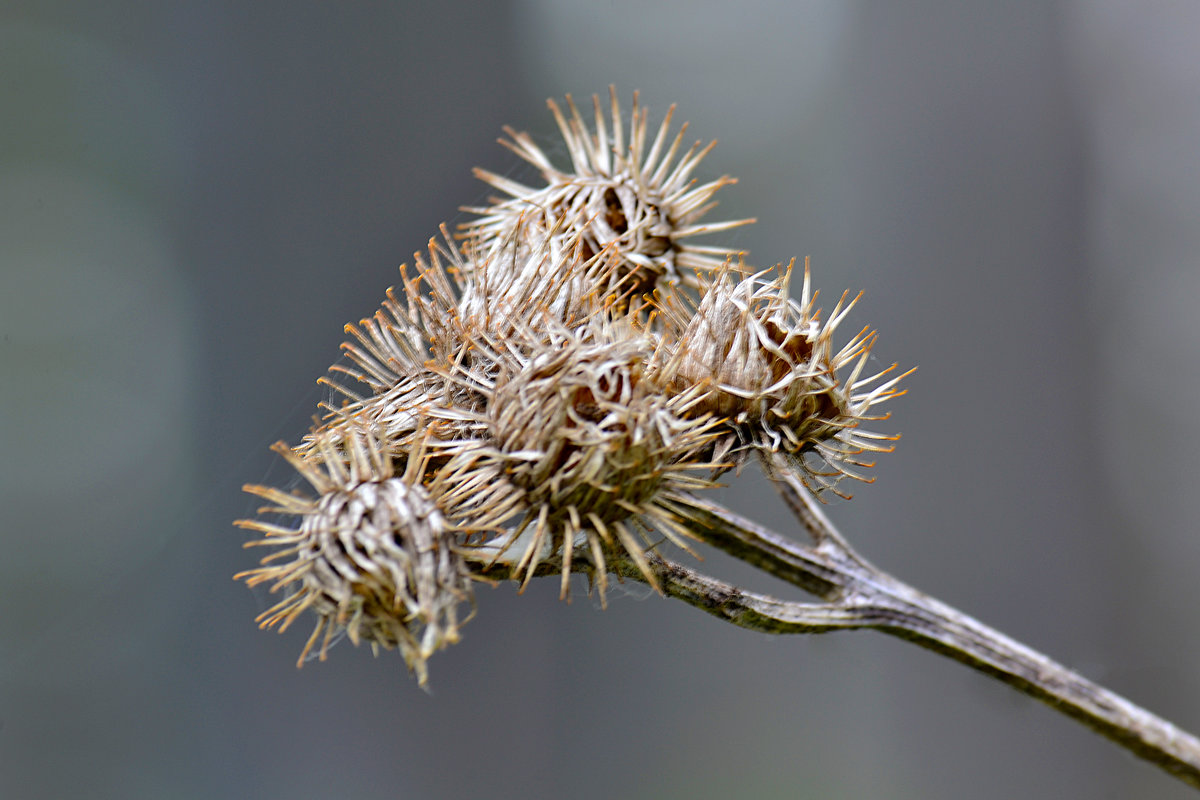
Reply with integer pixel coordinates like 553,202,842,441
465,86,755,296
655,259,909,496
433,315,721,601
235,427,473,686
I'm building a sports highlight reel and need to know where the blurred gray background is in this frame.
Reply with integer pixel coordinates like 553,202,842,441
4,1,1200,798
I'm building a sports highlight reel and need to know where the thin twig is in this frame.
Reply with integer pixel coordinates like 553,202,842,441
698,471,1200,791
477,486,1200,791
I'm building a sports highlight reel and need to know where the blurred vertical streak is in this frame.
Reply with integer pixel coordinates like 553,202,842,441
1064,2,1200,796
0,14,199,799
2,2,522,799
170,3,525,798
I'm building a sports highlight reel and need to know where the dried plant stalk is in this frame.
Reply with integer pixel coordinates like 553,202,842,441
474,472,1200,789
236,87,1200,792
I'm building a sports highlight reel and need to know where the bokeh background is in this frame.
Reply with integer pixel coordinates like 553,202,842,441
4,2,1200,798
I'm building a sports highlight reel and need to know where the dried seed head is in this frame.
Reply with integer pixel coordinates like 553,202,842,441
235,426,473,686
303,218,637,489
658,259,909,496
456,212,625,328
465,86,754,299
454,318,720,600
238,89,913,683
307,223,541,467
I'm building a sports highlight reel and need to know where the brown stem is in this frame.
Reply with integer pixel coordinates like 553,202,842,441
870,576,1200,789
689,469,1200,792
471,479,1200,790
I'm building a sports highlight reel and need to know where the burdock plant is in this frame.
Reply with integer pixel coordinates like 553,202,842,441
237,88,1200,791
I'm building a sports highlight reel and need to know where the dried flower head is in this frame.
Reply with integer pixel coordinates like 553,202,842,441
465,87,754,299
657,259,908,496
235,426,473,685
309,219,601,469
442,318,719,600
237,88,910,687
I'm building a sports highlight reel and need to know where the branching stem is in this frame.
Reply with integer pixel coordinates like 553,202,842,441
476,467,1200,791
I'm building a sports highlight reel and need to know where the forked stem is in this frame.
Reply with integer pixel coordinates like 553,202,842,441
477,479,1200,791
687,475,1200,791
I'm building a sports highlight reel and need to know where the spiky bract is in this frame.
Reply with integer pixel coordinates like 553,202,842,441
656,260,909,496
452,318,720,600
464,87,754,298
235,428,473,686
